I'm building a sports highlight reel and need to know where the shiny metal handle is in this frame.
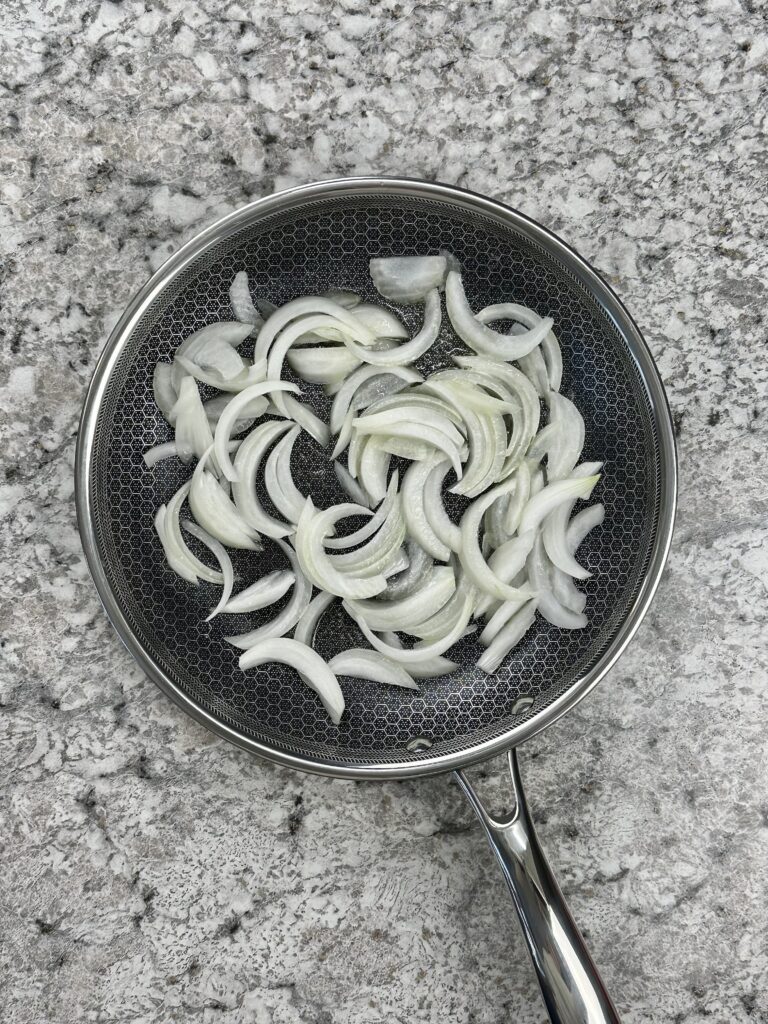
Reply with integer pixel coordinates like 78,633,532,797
454,750,621,1024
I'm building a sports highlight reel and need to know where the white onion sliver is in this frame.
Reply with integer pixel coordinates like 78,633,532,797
333,461,372,508
324,473,395,550
369,256,447,304
518,473,600,537
172,376,213,463
181,519,234,621
526,533,587,630
223,570,295,615
153,363,178,424
214,380,301,483
232,420,294,538
154,504,197,584
225,539,312,649
190,449,261,550
347,565,455,632
263,425,306,524
294,499,388,599
162,482,224,584
294,591,337,647
239,638,345,725
477,600,538,674
329,650,418,690
230,271,262,326
379,632,459,678
346,591,473,664
143,441,179,468
459,481,533,602
446,272,553,360
340,289,441,366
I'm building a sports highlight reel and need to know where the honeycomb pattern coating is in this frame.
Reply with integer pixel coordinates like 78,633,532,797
91,195,659,767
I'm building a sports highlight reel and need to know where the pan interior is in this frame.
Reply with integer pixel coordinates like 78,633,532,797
89,189,662,771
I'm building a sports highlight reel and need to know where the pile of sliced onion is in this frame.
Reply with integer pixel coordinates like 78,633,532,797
146,259,605,724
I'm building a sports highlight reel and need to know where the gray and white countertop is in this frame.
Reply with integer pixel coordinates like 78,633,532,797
1,1,767,1021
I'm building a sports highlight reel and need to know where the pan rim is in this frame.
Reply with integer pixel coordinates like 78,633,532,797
75,176,677,780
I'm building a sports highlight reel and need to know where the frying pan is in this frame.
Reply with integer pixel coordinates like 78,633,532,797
75,178,676,1023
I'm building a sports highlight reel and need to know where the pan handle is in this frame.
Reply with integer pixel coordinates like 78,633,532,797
454,749,621,1024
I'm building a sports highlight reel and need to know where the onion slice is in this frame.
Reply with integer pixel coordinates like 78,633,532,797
231,420,294,538
254,296,375,361
459,481,534,602
143,441,179,468
401,456,452,562
181,519,234,620
328,650,418,690
153,363,178,424
229,271,262,327
172,376,213,463
369,255,447,304
346,591,473,664
526,533,587,630
225,539,312,649
333,461,372,508
215,380,301,483
346,565,455,632
330,364,422,435
190,449,261,550
340,289,441,366
477,599,538,673
294,590,337,646
223,570,295,615
379,632,458,678
294,499,388,599
446,272,553,360
159,482,224,584
518,472,600,537
263,425,307,524
239,638,345,725
324,473,396,550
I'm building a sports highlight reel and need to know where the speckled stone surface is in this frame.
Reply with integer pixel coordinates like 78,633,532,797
1,1,767,1021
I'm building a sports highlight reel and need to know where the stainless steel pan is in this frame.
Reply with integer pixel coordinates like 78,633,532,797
75,178,676,1023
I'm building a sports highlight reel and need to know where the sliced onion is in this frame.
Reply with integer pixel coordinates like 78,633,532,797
226,539,312,649
452,407,506,498
239,638,345,725
203,393,269,429
293,590,336,646
324,473,396,550
340,289,441,366
329,650,418,690
223,570,295,614
263,425,306,524
356,439,392,506
160,482,224,584
281,395,329,448
518,472,600,537
369,255,447,304
526,532,586,629
401,456,452,562
190,448,261,550
175,356,267,393
231,420,294,538
345,590,473,664
171,321,254,391
230,271,262,326
331,408,355,460
542,462,603,579
329,493,406,579
546,392,586,481
478,592,532,646
446,272,553,360
422,460,462,554
477,599,538,673
153,363,178,424
376,436,443,461
347,566,455,632
367,389,466,428
517,346,550,397
154,504,197,584
143,441,179,468
181,519,234,621
567,503,605,552
379,632,458,678
382,542,433,600
287,345,361,384
254,296,376,362
321,289,361,309
409,573,477,643
353,409,465,480
330,364,423,436
459,482,533,602
503,459,531,534
349,302,409,340
214,380,300,483
294,499,388,599
172,376,213,463
333,460,372,508
527,423,561,465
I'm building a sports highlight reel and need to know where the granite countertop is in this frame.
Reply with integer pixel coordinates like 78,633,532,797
1,1,767,1021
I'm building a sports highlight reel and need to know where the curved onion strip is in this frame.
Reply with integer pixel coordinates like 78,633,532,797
459,482,534,602
353,415,465,480
331,409,355,460
176,356,267,393
446,272,553,360
330,364,422,436
382,542,433,600
171,321,254,391
527,423,561,465
162,482,224,584
477,600,538,674
517,346,550,397
345,591,473,664
226,539,312,650
483,491,509,553
349,302,409,339
547,392,586,481
294,590,337,646
423,460,462,553
341,289,441,366
333,460,372,508
477,302,562,393
287,345,361,384
368,390,466,428
518,472,600,537
215,380,300,483
357,440,392,506
232,420,294,538
379,632,458,678
153,363,178,423
552,567,587,615
542,333,563,393
475,531,537,619
181,519,234,621
409,574,477,643
324,474,396,550
267,313,357,414
239,637,344,725
423,374,517,417
456,408,506,498
353,405,464,450
402,457,452,562
190,450,261,550
263,425,306,524
230,271,262,326
321,289,360,309
204,393,268,429
376,436,441,461
329,492,406,573
454,355,540,457
347,566,455,633
254,296,376,362
144,441,179,468
172,376,213,463
281,395,329,448
154,504,196,584
223,570,295,615
369,255,447,304
567,503,605,552
526,532,586,629
294,499,388,599
329,649,418,690
479,592,532,646
542,462,603,578
346,425,366,479
503,459,531,535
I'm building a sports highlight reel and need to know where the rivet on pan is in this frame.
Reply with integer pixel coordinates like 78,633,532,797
511,696,534,715
406,736,432,752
